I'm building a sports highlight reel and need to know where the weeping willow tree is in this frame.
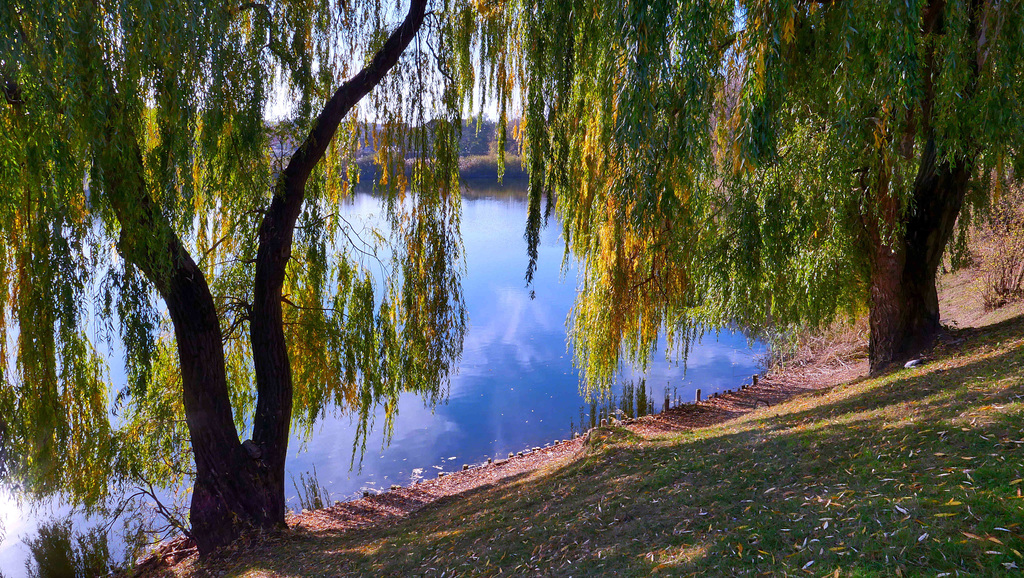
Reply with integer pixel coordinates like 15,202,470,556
483,0,1024,383
0,0,494,554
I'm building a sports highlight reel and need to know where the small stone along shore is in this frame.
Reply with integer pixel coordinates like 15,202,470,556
138,359,865,573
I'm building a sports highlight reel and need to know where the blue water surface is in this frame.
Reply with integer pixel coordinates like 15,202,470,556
284,183,765,503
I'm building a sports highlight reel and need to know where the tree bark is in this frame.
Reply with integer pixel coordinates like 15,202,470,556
867,139,970,374
98,127,280,552
865,0,980,374
867,235,907,373
159,245,280,553
101,151,280,553
247,0,429,535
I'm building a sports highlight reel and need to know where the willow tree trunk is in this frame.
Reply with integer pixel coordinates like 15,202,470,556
867,139,970,374
105,0,429,555
99,112,282,554
246,0,428,542
865,0,979,374
161,252,281,553
108,188,282,554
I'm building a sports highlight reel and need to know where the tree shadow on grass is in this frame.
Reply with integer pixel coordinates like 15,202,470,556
749,314,1024,434
191,470,539,575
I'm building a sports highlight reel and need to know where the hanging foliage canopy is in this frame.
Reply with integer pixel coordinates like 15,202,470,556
3,0,1022,555
0,0,506,553
483,0,1024,385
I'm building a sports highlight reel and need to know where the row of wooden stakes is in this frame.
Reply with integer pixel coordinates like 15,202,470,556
662,374,765,411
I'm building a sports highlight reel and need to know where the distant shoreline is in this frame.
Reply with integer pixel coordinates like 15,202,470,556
354,155,528,185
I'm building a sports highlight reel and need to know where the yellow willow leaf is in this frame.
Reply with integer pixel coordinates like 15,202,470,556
754,50,766,96
782,9,796,44
731,142,744,176
994,154,1006,202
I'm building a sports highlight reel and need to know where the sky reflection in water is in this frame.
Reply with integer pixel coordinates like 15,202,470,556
284,186,765,505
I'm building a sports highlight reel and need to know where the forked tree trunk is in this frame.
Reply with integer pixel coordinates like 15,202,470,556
245,0,428,542
161,252,281,553
110,195,282,553
103,0,429,555
99,120,282,553
865,0,980,374
867,139,970,374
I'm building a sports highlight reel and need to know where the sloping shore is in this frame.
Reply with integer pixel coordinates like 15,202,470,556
138,355,867,574
139,308,1024,576
293,358,866,532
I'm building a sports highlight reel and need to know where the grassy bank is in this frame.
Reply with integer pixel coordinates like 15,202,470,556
160,311,1024,577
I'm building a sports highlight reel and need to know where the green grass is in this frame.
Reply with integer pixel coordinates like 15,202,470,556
188,316,1024,577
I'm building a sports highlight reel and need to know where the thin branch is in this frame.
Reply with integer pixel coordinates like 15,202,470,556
222,313,249,342
281,295,348,317
143,480,193,540
426,16,456,85
202,231,233,260
293,211,338,230
2,75,24,107
337,214,392,275
101,490,149,536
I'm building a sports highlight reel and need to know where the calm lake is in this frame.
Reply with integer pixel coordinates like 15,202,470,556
0,182,764,574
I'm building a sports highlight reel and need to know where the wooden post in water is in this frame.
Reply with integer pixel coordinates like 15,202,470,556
695,388,701,402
